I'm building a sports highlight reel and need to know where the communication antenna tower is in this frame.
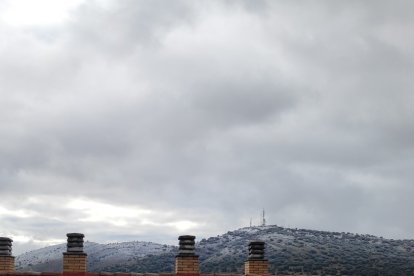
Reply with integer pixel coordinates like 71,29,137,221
261,208,266,226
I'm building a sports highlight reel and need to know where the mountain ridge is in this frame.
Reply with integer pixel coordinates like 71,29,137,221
16,225,414,275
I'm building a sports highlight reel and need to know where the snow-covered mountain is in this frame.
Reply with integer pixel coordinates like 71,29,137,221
16,241,176,272
15,225,414,275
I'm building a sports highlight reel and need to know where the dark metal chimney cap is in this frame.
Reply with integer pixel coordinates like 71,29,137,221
0,237,13,243
67,233,85,238
248,240,265,246
178,235,196,241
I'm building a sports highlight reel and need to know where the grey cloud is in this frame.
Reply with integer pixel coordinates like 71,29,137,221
191,81,295,127
67,0,197,54
1,0,414,254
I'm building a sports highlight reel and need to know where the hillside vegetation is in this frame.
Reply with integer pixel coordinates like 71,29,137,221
16,225,414,275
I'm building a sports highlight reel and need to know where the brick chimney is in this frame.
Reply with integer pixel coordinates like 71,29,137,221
244,241,268,275
63,233,87,274
0,237,14,272
175,235,199,276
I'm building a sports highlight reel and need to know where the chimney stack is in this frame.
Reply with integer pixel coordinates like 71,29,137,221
63,233,87,274
244,241,268,275
175,235,199,275
0,237,14,272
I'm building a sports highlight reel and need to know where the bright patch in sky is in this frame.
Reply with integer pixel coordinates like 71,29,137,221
12,235,64,245
0,206,32,218
167,221,199,231
66,198,200,231
1,0,85,26
67,198,152,226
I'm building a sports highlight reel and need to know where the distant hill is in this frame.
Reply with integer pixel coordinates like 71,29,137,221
16,241,175,272
16,225,414,275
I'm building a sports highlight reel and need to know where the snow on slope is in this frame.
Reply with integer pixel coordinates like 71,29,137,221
16,243,67,268
16,241,175,271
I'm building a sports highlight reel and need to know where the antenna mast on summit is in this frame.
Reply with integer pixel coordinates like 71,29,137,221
261,208,266,226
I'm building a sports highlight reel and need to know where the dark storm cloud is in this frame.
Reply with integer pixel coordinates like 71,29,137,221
1,0,414,254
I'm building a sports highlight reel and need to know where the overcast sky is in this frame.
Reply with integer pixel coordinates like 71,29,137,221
1,0,414,255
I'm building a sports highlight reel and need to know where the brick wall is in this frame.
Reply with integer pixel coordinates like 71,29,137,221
63,253,87,272
175,256,199,274
1,273,277,276
244,260,268,276
0,256,14,272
